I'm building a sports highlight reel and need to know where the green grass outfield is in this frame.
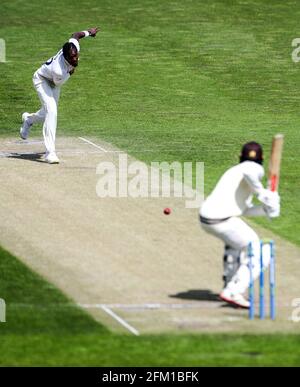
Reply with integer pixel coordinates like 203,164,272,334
1,0,300,366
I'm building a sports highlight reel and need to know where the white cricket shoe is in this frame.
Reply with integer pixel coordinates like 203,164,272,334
20,112,32,140
45,152,60,164
219,289,250,309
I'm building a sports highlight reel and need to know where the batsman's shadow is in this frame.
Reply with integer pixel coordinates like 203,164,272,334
169,289,220,302
169,289,243,309
8,152,45,163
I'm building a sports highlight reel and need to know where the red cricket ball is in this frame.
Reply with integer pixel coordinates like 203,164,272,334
164,207,171,215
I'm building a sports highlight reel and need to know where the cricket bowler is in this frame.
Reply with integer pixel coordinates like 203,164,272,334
199,142,280,308
20,27,100,164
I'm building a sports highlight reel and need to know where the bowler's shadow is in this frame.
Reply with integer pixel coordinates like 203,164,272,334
8,152,45,163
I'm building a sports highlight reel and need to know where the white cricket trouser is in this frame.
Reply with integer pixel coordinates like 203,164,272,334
201,217,271,295
27,71,61,154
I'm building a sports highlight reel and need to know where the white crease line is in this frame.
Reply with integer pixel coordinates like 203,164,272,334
78,137,124,153
5,140,44,145
78,137,108,153
79,304,140,335
100,305,140,336
79,302,222,310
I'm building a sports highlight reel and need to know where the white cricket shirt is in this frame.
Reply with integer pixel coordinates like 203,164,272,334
200,161,265,219
36,38,79,86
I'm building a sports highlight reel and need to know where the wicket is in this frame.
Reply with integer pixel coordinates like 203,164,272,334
248,239,275,320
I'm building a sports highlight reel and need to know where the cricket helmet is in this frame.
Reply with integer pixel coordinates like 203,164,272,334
240,141,263,164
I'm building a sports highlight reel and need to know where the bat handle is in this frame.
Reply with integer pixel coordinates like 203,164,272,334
269,176,277,192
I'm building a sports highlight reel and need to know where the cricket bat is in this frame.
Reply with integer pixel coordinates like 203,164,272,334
268,134,284,192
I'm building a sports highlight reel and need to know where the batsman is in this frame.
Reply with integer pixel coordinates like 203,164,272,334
199,139,282,308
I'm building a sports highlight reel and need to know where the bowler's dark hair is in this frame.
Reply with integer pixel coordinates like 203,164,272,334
62,42,77,59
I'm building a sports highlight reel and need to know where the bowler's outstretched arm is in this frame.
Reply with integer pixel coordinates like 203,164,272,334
72,27,100,40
